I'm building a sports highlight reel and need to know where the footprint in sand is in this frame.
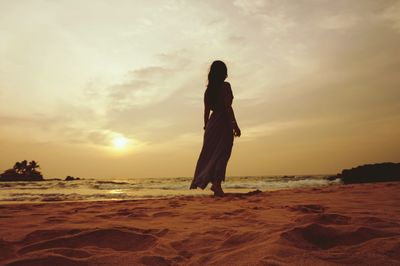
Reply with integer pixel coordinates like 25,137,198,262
18,228,158,255
280,223,398,250
287,204,326,213
152,211,178,217
49,248,92,258
0,239,16,261
139,255,172,266
295,213,351,225
4,254,89,266
45,216,68,223
169,200,185,208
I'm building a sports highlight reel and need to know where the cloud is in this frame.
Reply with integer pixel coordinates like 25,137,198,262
58,48,204,150
319,14,360,30
233,0,268,15
1,0,400,177
382,1,400,32
106,50,196,110
109,67,171,108
90,0,400,151
241,120,312,141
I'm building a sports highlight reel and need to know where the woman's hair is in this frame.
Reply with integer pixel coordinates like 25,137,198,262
205,60,228,110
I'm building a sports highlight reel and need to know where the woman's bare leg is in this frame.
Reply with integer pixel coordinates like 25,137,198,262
211,180,224,197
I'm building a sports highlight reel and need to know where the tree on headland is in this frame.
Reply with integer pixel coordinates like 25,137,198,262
0,160,43,181
26,160,40,175
13,161,25,174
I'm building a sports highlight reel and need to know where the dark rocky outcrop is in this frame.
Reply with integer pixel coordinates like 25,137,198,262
338,162,400,184
65,176,80,181
325,175,338,181
0,160,44,182
0,170,43,181
0,160,83,182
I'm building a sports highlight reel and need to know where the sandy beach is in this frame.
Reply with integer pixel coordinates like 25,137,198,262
1,182,399,266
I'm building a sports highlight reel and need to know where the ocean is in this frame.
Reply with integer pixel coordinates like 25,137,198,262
0,175,339,203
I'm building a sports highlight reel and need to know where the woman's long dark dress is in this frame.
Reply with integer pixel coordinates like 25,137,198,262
190,82,234,189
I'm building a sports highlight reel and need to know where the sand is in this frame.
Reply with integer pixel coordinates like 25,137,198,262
0,182,399,266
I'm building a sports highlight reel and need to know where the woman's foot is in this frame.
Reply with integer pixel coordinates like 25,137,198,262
211,183,225,197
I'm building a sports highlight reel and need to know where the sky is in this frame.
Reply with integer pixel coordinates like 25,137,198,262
0,0,399,179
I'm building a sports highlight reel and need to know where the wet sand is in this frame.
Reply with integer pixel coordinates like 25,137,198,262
0,182,399,265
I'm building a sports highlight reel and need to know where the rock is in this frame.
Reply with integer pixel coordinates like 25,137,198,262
0,169,43,182
340,162,400,184
0,160,44,181
325,175,338,181
65,176,80,181
246,189,262,195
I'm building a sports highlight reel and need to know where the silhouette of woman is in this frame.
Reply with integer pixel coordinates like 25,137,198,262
190,60,241,197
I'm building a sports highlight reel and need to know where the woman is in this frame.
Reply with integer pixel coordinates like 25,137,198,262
190,60,241,197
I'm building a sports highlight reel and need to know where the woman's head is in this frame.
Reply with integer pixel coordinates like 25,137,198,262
205,60,228,110
208,60,228,85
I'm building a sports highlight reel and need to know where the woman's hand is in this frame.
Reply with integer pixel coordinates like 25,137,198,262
233,123,241,137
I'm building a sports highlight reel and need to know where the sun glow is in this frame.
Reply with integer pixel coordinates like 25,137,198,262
112,136,128,149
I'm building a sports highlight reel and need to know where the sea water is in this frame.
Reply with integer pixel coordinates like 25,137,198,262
0,175,339,203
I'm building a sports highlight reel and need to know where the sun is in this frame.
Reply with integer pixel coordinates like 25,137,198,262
112,136,128,149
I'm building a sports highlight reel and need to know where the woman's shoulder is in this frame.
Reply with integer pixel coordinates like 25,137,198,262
222,81,232,92
222,81,233,98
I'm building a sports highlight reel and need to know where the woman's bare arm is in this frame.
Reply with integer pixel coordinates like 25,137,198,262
226,106,241,137
204,103,210,130
223,83,241,137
